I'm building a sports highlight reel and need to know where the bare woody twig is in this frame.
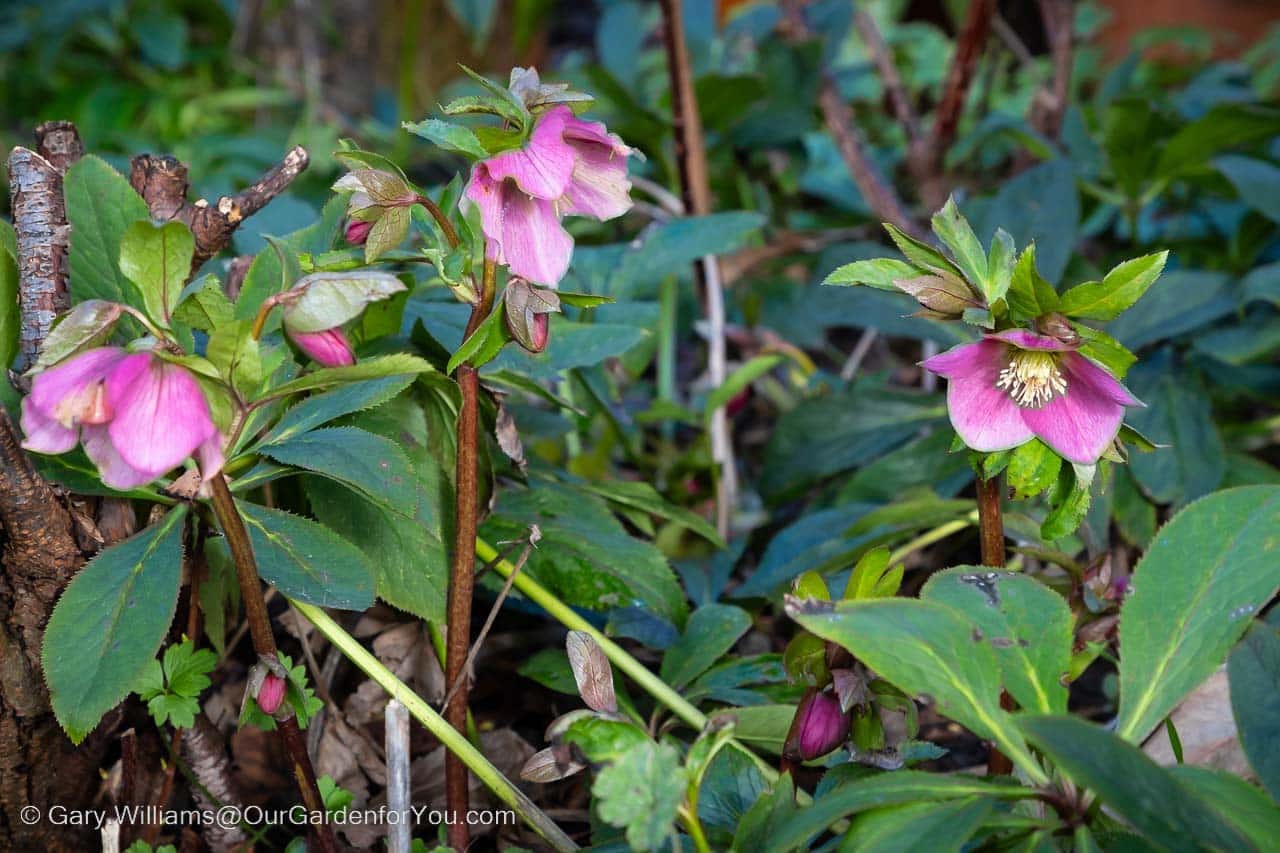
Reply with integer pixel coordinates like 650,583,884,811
659,0,738,538
129,146,309,274
7,121,83,371
779,0,922,237
853,9,919,141
385,700,411,853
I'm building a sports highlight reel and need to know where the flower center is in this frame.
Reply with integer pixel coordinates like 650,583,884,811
996,350,1067,408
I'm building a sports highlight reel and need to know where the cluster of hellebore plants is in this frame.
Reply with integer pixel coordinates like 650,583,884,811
18,63,639,846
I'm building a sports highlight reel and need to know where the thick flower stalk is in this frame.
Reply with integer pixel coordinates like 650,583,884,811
464,105,634,286
922,328,1142,465
21,347,223,489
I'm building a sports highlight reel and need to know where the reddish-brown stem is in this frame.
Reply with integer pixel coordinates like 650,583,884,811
207,478,337,853
976,473,1014,775
416,193,462,248
443,257,497,849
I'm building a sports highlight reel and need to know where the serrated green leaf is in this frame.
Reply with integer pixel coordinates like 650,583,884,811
1041,464,1092,541
173,275,235,331
1006,439,1062,499
65,155,151,305
840,797,994,853
162,639,217,698
236,501,375,609
883,223,965,282
28,299,125,374
1058,251,1168,321
580,480,723,548
119,220,195,326
823,258,919,290
264,353,434,399
261,375,414,445
402,118,488,159
593,739,687,851
1116,486,1280,742
446,303,511,372
931,198,988,293
206,319,261,397
920,567,1071,713
43,507,187,743
1075,325,1136,379
1006,244,1060,321
261,426,417,514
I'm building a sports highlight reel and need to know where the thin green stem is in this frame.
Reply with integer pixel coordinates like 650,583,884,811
887,513,978,566
291,601,578,852
679,804,711,853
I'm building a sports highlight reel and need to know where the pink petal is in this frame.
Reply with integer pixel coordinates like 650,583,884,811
501,189,573,286
197,433,225,483
922,339,1003,380
19,396,78,454
290,327,356,367
82,425,157,489
480,106,575,200
27,347,128,424
946,353,1035,452
464,168,508,263
106,355,217,479
987,329,1075,352
561,115,633,221
1020,354,1131,464
1061,353,1143,407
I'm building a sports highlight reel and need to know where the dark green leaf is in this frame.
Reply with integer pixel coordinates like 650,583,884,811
839,797,994,853
1018,716,1251,851
43,508,187,743
236,502,375,609
402,118,488,159
264,354,434,399
1228,622,1280,799
931,198,989,297
1116,486,1280,742
261,426,417,514
261,375,414,445
920,567,1071,713
659,604,752,687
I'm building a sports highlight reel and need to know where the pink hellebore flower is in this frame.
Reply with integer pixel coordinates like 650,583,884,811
922,329,1142,465
464,105,633,286
345,219,372,246
21,348,224,489
287,327,356,367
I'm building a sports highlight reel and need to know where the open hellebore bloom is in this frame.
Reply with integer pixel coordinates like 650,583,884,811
21,348,224,489
464,105,633,286
923,329,1142,465
784,690,852,762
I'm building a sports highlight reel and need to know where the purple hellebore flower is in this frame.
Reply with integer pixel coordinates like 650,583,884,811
464,105,633,286
785,690,852,762
345,219,372,246
287,327,356,367
21,348,224,490
922,329,1143,465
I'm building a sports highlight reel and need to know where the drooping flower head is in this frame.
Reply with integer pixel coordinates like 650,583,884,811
464,105,633,286
21,347,224,489
288,327,356,367
922,329,1143,465
267,271,406,368
784,690,852,762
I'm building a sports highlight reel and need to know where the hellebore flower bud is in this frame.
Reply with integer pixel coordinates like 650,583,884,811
1034,312,1082,347
784,690,852,762
345,220,373,246
505,278,559,353
256,673,287,715
288,327,356,367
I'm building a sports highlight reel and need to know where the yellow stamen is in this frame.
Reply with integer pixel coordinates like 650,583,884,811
996,350,1067,408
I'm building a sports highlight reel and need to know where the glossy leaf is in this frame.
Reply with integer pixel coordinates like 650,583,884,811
1228,621,1280,799
261,426,417,514
237,502,375,609
1116,486,1280,742
920,567,1071,713
118,220,194,325
64,155,150,304
660,604,752,687
1058,251,1168,321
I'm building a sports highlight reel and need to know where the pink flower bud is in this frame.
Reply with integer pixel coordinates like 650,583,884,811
529,312,549,352
345,220,373,246
785,690,851,762
256,673,287,715
288,327,356,367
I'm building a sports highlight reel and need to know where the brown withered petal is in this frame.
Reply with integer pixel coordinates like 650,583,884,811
893,274,982,316
520,744,587,782
1035,312,1082,346
566,630,617,713
832,667,871,713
